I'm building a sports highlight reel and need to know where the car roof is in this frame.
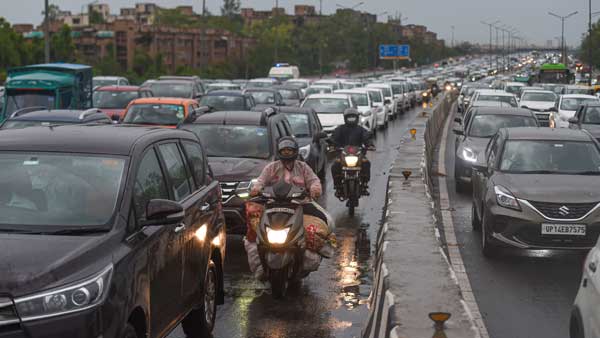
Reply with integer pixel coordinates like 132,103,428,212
277,106,315,115
95,85,141,91
190,110,271,126
505,82,525,86
305,94,349,99
0,124,195,155
335,89,368,94
94,76,123,80
476,89,514,96
244,88,278,93
504,127,593,141
520,89,555,94
561,94,597,99
204,90,244,97
472,101,514,107
128,97,197,105
8,109,110,122
472,107,534,116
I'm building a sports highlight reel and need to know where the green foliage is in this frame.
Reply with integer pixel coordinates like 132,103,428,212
221,0,241,18
580,20,600,69
89,10,105,25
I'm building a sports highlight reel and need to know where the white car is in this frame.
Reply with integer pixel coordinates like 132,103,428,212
571,241,600,338
518,90,557,112
389,82,410,115
285,79,311,95
313,79,343,90
556,94,600,128
366,83,394,120
470,89,518,110
503,82,525,96
300,93,355,135
334,89,377,132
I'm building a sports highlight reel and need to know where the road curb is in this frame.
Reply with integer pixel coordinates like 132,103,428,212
362,93,483,338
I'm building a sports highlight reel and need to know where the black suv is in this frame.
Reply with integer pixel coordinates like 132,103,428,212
180,109,294,234
0,108,112,129
0,124,226,338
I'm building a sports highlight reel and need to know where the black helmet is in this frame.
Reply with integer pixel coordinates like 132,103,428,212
343,108,360,126
277,136,299,161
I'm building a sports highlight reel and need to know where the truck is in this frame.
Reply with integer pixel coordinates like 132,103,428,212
2,63,93,121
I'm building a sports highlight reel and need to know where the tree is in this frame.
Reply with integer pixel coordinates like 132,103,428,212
51,25,76,62
221,0,240,18
89,9,105,24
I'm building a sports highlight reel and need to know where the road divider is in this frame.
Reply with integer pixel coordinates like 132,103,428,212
362,92,483,338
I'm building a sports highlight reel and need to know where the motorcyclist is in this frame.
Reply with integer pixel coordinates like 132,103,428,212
330,108,373,196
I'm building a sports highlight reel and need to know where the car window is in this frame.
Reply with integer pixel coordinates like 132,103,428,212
182,141,206,187
158,143,193,201
468,115,538,138
184,124,271,159
134,149,169,221
583,107,600,124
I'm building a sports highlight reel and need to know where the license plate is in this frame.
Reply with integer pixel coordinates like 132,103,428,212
541,224,586,236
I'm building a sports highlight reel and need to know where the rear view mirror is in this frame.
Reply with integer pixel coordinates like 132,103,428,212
143,199,184,226
454,117,462,124
568,117,579,124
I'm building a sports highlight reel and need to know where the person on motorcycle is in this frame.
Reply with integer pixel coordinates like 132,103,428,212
330,108,373,196
251,136,322,199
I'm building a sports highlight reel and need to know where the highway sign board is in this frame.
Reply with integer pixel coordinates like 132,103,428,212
379,44,410,60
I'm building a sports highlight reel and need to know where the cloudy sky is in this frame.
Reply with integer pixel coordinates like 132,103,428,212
1,0,592,47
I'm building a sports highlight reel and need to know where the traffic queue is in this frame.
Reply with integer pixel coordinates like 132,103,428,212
451,53,600,338
0,61,446,338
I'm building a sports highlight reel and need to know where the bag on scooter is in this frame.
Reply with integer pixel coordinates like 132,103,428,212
245,202,265,242
302,250,322,272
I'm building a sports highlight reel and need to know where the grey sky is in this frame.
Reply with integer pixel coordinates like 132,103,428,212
1,0,591,47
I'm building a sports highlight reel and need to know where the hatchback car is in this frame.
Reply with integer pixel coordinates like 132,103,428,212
472,127,600,256
300,93,356,135
453,107,538,192
0,124,225,338
93,85,154,119
180,109,294,234
122,97,200,127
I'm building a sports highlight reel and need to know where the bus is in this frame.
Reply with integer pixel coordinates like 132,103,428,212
537,63,572,84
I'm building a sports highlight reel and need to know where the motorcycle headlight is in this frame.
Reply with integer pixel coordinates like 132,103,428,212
422,92,428,97
494,185,521,211
461,147,477,163
236,179,258,199
344,155,359,167
299,145,311,160
14,265,112,321
266,227,290,244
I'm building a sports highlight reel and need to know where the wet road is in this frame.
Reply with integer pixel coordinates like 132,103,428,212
440,106,585,338
168,105,423,338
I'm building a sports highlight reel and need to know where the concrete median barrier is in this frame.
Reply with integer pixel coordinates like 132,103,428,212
362,92,483,338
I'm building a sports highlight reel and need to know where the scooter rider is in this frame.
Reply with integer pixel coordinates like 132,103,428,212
330,108,373,195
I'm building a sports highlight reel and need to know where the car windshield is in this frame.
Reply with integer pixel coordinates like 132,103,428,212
306,87,332,95
247,81,273,88
477,95,517,107
370,87,391,97
561,98,598,111
368,90,383,103
278,89,300,99
391,84,403,95
469,114,538,138
499,140,600,174
521,92,556,102
183,125,270,159
123,103,185,125
566,88,592,95
283,113,311,137
505,86,522,94
5,91,55,116
149,82,193,98
0,153,125,227
286,81,308,89
93,79,117,87
302,98,349,113
207,85,240,92
584,107,600,124
248,91,276,104
343,93,368,106
93,91,139,109
199,95,245,110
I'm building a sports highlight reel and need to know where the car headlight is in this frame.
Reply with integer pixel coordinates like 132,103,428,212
236,179,258,199
266,227,290,244
14,265,112,321
494,185,521,211
461,147,477,163
345,155,359,167
299,145,311,160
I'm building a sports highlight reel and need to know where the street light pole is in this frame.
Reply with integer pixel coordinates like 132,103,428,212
548,11,578,65
451,25,455,48
481,20,499,71
44,0,50,63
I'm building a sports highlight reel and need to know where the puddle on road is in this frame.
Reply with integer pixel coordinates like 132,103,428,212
336,225,372,310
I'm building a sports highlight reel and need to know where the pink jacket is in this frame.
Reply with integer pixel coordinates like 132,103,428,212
253,160,322,197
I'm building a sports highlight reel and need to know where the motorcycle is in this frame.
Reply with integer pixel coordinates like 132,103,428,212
335,145,371,217
249,181,323,299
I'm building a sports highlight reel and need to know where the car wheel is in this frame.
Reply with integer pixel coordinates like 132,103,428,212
122,324,138,338
481,210,498,258
471,201,481,231
570,308,585,338
182,261,218,338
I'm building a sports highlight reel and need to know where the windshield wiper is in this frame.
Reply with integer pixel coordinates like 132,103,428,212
572,171,600,175
0,228,44,234
513,170,559,174
49,227,109,235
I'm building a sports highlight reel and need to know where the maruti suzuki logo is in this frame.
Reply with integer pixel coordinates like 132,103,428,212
558,206,570,216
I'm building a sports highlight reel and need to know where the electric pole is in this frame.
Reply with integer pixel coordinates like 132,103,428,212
548,11,578,65
481,20,499,71
44,0,50,63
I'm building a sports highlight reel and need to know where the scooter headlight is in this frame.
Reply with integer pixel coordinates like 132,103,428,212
344,155,359,167
266,227,290,244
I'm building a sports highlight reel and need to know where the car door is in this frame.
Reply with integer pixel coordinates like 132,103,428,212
476,134,501,216
311,111,327,171
132,147,183,337
180,140,222,306
156,142,209,310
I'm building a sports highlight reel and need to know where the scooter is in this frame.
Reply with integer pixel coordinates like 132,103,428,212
334,145,371,217
251,181,322,299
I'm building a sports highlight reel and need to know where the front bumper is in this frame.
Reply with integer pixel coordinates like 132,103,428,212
0,307,107,338
223,197,249,234
486,202,600,250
